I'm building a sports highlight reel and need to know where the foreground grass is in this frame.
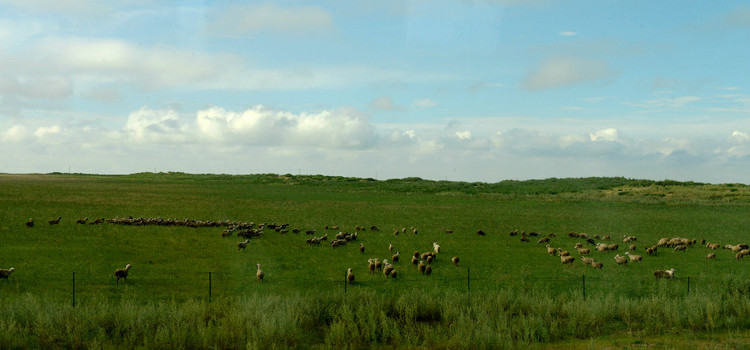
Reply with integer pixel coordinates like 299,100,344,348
3,286,750,349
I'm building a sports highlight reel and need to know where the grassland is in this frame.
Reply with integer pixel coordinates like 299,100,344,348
2,173,750,349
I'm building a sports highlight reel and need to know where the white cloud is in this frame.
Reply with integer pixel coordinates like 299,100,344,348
559,31,577,36
589,128,619,142
370,95,406,111
208,3,334,37
523,56,616,90
1,125,28,142
412,98,438,107
455,131,472,140
125,107,184,142
34,125,61,139
731,130,750,142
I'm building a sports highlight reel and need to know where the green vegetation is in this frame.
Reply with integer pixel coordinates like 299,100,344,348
2,173,750,348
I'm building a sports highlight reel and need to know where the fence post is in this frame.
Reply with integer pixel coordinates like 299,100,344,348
582,274,586,301
208,272,212,303
72,272,76,308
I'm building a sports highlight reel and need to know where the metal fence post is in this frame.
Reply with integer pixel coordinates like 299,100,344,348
582,274,586,301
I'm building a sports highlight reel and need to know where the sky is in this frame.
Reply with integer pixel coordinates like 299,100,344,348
1,1,749,183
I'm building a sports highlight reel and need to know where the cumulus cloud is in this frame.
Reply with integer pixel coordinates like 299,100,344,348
208,3,334,37
412,98,438,107
1,125,28,142
523,56,616,90
589,128,619,142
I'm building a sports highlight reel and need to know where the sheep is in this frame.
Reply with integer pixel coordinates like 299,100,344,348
625,252,642,262
592,261,603,269
424,265,432,276
596,243,608,253
370,226,380,231
646,247,654,255
413,251,420,259
577,247,590,255
411,256,418,266
614,254,628,266
25,218,33,228
477,230,486,236
737,252,744,261
368,259,376,273
520,236,529,242
383,262,394,278
114,264,132,285
673,245,687,252
76,217,88,224
237,239,250,250
574,242,583,249
347,268,355,284
580,256,594,265
603,235,611,240
421,252,435,261
360,243,365,254
48,217,61,225
654,268,675,279
451,256,459,266
412,228,418,235
426,255,434,264
442,228,453,234
393,229,399,235
508,229,518,236
607,244,619,251
629,244,637,251
375,259,383,271
546,244,556,255
557,249,570,257
0,267,15,280
418,260,426,274
432,242,441,254
389,242,394,253
256,264,264,282
706,253,716,260
706,242,720,250
528,232,539,237
392,252,400,263
537,237,550,244
561,256,575,264
389,269,398,279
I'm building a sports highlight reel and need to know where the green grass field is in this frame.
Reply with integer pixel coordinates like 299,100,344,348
2,173,750,348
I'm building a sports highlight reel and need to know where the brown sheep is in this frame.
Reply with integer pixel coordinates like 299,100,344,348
48,217,61,225
418,260,426,274
629,244,637,251
561,256,575,264
411,256,418,267
392,252,400,263
673,245,687,252
706,253,716,260
114,264,132,285
424,265,432,276
451,256,459,266
347,268,355,284
360,243,365,254
537,237,550,244
25,218,33,228
614,255,628,266
237,239,250,250
256,264,264,282
592,261,603,269
654,268,675,279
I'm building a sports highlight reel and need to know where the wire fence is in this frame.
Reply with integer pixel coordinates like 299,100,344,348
1,268,738,307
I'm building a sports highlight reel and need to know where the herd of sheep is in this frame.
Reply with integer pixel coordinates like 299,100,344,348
6,216,748,287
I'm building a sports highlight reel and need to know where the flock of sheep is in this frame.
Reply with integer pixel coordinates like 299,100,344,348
522,229,750,279
7,216,746,287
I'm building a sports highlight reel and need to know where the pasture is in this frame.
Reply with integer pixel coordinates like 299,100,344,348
2,173,750,348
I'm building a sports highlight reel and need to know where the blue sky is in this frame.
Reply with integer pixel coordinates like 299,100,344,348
1,1,749,183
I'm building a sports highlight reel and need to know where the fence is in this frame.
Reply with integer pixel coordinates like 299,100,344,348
0,268,718,307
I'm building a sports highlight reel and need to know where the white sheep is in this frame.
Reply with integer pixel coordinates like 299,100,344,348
654,268,675,279
368,259,376,273
237,239,250,250
383,263,394,278
614,254,628,266
546,244,556,255
256,263,264,282
347,268,355,284
114,264,132,285
625,252,642,262
560,255,575,264
451,256,459,266
392,252,400,263
389,242,394,253
0,267,15,280
706,253,716,260
433,242,441,254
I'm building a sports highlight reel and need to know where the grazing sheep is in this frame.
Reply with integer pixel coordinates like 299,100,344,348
557,249,570,257
424,265,432,276
375,259,383,271
347,268,355,284
25,218,33,228
596,243,608,253
706,242,720,250
508,230,518,236
654,268,676,279
706,253,716,260
442,228,453,234
412,228,418,235
370,226,380,231
418,260,426,274
477,230,486,236
614,254,628,266
537,237,550,244
256,264,264,282
392,252,400,263
368,259,376,274
421,252,435,261
48,217,61,225
546,244,556,255
607,244,619,251
114,264,132,285
586,238,596,245
451,256,459,266
577,247,590,255
580,256,594,265
737,252,744,261
0,267,15,280
629,244,637,251
673,245,687,252
237,239,250,250
360,243,365,254
561,256,575,264
603,235,611,240
520,236,529,242
389,269,398,279
393,229,399,235
413,251,420,259
411,256,418,266
432,242,441,254
389,242,394,253
592,261,603,269
383,263,394,278
76,217,88,224
625,252,642,262
574,242,583,249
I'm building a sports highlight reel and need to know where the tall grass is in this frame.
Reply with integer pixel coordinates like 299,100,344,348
3,282,750,349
